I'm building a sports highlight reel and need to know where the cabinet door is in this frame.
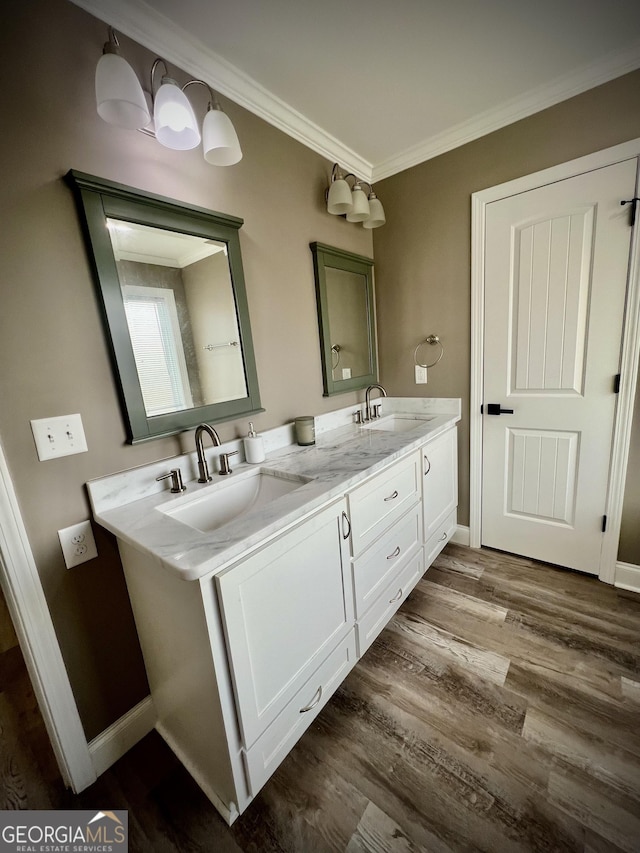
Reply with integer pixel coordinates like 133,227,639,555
216,499,353,748
422,428,458,542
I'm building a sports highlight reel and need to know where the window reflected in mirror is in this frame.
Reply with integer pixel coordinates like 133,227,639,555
107,220,248,417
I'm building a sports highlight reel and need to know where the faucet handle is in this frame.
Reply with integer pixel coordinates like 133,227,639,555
219,450,239,475
156,468,186,493
353,410,363,425
372,402,383,419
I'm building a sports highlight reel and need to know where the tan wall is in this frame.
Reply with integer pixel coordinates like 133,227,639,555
373,70,640,560
1,0,372,739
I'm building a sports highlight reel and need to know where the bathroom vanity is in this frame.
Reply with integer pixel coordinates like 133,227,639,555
88,399,459,824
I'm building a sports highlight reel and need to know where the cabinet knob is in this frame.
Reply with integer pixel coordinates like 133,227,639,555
424,455,431,476
341,511,351,540
387,546,401,560
384,490,399,502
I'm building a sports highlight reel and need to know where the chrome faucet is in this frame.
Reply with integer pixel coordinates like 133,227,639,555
364,383,387,422
195,423,222,482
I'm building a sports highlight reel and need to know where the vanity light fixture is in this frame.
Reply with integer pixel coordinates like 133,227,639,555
326,163,386,229
95,28,242,166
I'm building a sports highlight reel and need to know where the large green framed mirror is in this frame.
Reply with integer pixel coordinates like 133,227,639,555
68,171,262,443
311,242,377,396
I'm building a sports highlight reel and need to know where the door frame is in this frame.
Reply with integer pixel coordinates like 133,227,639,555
0,437,96,792
470,138,640,582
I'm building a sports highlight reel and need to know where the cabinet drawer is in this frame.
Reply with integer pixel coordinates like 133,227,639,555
244,631,358,797
216,499,353,749
348,452,421,556
424,509,457,570
356,551,423,656
352,502,422,618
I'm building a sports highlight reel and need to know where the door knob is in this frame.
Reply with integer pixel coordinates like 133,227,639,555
486,403,514,415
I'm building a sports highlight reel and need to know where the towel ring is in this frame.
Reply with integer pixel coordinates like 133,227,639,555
414,335,444,369
331,344,341,370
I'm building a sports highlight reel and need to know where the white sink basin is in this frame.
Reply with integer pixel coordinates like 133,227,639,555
363,414,434,433
158,468,310,533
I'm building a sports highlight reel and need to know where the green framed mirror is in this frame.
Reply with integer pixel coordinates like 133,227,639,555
68,171,262,442
311,242,377,396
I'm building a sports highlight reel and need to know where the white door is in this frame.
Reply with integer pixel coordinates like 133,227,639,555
482,159,637,574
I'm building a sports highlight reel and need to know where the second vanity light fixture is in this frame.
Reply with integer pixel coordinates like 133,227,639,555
95,28,242,166
326,163,386,229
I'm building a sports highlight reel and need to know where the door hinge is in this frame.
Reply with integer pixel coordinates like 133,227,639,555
614,373,621,394
602,515,607,533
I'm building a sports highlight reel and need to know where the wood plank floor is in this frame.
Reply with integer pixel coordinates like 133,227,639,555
2,544,640,852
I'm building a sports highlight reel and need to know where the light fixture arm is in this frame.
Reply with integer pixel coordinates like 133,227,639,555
103,26,120,54
182,79,223,114
150,57,170,96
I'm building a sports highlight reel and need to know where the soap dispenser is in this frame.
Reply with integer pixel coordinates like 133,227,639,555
243,422,265,464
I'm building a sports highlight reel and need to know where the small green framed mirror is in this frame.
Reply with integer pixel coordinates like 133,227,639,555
68,171,262,442
311,242,377,396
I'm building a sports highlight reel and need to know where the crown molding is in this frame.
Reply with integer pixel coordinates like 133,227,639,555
72,0,638,183
69,0,373,180
372,40,640,181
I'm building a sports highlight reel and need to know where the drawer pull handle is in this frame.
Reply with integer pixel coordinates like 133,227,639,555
389,588,403,604
424,455,431,475
300,685,323,713
387,546,401,560
384,490,399,502
341,511,351,540
439,532,447,541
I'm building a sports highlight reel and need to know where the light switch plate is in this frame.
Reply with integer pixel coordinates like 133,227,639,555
58,521,98,569
415,365,428,384
31,413,88,461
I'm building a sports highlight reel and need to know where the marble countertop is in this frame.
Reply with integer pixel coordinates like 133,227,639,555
88,398,460,582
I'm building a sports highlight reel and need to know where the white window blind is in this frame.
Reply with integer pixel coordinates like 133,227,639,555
122,286,193,416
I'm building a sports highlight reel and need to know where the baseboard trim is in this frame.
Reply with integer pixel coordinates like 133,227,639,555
615,561,640,594
451,525,470,547
88,695,156,777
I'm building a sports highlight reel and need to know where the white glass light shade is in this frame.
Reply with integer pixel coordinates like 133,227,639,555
154,79,201,150
327,178,353,215
362,195,386,229
203,108,242,165
346,185,370,222
96,52,150,129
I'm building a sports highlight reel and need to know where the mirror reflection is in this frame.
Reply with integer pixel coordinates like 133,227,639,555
311,242,377,396
108,220,247,417
325,267,371,381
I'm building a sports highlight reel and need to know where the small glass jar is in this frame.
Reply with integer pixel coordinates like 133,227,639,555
294,416,315,446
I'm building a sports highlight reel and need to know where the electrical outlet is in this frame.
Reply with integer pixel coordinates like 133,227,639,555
58,521,98,569
31,413,88,461
415,365,428,384
341,367,352,379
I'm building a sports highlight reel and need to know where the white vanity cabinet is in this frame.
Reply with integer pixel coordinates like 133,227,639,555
421,426,458,566
108,418,459,825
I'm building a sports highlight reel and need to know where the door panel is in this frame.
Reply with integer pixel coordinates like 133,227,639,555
482,159,637,573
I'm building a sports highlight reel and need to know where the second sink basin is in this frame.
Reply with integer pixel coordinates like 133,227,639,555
364,414,434,433
159,468,311,533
